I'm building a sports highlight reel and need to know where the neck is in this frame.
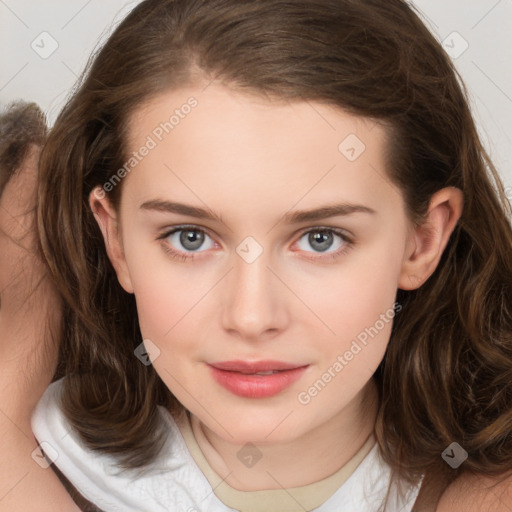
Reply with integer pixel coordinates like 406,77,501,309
193,378,379,491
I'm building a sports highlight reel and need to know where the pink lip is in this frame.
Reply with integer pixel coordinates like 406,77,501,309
208,360,309,398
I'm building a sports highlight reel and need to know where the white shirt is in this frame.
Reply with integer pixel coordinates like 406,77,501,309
31,379,422,512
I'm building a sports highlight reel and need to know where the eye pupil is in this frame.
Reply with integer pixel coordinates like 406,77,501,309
309,231,333,252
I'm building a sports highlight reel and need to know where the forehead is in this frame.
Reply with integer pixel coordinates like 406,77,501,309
127,83,385,151
121,83,402,222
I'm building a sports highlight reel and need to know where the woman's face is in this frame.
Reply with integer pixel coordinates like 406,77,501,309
95,83,417,445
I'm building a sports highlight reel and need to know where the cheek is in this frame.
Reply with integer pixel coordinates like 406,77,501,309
122,239,178,338
132,276,190,340
297,274,396,409
293,239,405,398
126,245,211,343
304,243,403,342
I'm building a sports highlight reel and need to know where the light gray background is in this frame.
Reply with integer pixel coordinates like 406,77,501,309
0,0,511,190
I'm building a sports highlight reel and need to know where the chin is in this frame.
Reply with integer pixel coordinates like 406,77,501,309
218,417,304,446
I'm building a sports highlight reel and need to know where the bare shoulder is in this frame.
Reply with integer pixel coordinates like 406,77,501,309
436,471,512,512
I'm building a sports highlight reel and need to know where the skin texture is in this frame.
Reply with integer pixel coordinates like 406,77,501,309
90,82,463,495
436,472,512,512
0,146,79,511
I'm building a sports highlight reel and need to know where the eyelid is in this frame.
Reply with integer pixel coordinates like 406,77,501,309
157,224,216,243
295,225,354,241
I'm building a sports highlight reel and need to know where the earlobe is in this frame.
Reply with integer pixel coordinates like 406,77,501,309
398,187,463,291
88,186,134,294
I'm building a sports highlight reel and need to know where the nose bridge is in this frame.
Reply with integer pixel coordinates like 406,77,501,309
222,235,285,337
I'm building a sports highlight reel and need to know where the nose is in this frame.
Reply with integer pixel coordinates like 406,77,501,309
221,244,288,342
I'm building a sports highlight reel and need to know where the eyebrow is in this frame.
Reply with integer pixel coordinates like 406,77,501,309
139,200,376,224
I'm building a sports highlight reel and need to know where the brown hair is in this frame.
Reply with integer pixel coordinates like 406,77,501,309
37,0,512,505
0,101,47,198
0,101,49,313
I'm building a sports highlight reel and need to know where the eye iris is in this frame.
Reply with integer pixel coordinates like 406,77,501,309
309,231,333,252
180,230,204,250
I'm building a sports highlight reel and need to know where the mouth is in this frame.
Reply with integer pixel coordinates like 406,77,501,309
209,360,307,373
207,360,309,398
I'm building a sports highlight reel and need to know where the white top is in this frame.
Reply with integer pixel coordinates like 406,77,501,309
31,380,423,512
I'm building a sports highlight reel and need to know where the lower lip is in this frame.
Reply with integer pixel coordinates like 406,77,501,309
208,365,308,398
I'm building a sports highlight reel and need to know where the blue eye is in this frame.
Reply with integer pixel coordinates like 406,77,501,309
159,226,214,261
296,229,350,254
157,226,353,262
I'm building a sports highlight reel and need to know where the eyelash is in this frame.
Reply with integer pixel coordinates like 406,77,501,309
156,225,354,263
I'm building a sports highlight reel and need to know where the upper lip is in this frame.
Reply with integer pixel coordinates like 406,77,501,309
209,360,308,372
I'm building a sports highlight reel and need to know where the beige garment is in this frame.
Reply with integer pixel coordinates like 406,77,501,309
175,409,376,512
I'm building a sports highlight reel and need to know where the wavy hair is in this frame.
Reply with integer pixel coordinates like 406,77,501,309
37,0,512,506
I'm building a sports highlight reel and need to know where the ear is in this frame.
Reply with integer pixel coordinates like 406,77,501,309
88,187,134,294
398,187,463,290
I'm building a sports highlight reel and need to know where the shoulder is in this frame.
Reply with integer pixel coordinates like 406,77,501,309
436,471,512,512
30,382,217,510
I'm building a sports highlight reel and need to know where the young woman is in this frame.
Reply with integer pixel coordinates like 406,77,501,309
31,0,512,510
